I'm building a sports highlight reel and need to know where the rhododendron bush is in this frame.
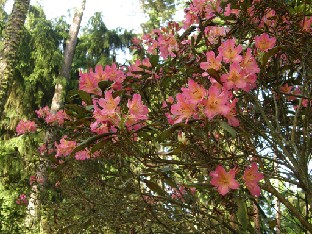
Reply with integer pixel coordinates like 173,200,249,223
16,0,312,232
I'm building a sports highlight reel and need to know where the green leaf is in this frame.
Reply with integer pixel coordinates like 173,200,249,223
149,54,159,67
236,199,249,233
143,179,166,196
157,123,189,142
77,90,92,105
219,121,237,137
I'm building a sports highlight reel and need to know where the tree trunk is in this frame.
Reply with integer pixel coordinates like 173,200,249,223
50,0,86,112
0,0,30,119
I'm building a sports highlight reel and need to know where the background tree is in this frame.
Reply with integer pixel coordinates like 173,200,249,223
140,0,179,33
0,0,30,118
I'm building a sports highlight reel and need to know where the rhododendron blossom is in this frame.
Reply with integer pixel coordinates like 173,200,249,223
254,33,276,52
210,165,239,196
16,194,28,205
241,48,260,74
200,51,222,71
171,93,197,123
203,86,231,120
45,110,69,125
16,120,37,135
127,94,149,121
218,38,242,63
93,90,121,125
243,163,264,196
79,71,102,96
181,79,207,104
55,137,77,158
75,150,90,161
221,62,246,90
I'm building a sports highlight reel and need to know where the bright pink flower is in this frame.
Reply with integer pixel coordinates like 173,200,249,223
171,93,197,123
75,150,90,161
200,51,222,71
104,63,126,88
218,38,242,63
127,94,149,121
16,120,37,135
158,33,178,59
90,121,110,135
92,65,109,83
45,110,69,125
16,194,28,205
221,62,246,90
205,26,227,44
224,3,240,17
79,71,102,96
202,86,231,120
224,99,240,127
210,165,240,196
35,106,50,118
240,48,260,74
93,90,121,125
55,137,77,158
98,90,120,115
254,33,276,52
181,79,207,104
243,163,264,197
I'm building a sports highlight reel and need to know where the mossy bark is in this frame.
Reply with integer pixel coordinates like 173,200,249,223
0,0,30,118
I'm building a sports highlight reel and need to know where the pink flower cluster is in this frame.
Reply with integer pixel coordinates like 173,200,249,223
16,120,37,135
168,79,239,126
210,163,264,196
16,194,28,205
127,58,152,79
36,106,69,125
91,90,149,134
55,136,77,158
142,22,180,59
182,0,221,29
167,38,261,126
79,64,126,95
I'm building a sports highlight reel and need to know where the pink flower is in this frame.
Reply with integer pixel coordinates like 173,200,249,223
55,137,77,158
221,62,246,90
16,194,28,205
200,51,222,71
218,38,242,63
202,86,231,120
243,163,264,197
35,106,50,118
127,94,149,121
254,33,276,52
171,93,197,123
181,79,207,105
93,90,121,125
240,48,260,74
16,120,37,135
75,150,90,161
79,71,102,96
210,165,240,196
45,110,69,125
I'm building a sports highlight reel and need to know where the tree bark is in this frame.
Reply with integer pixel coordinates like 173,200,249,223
0,0,30,119
50,0,86,112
